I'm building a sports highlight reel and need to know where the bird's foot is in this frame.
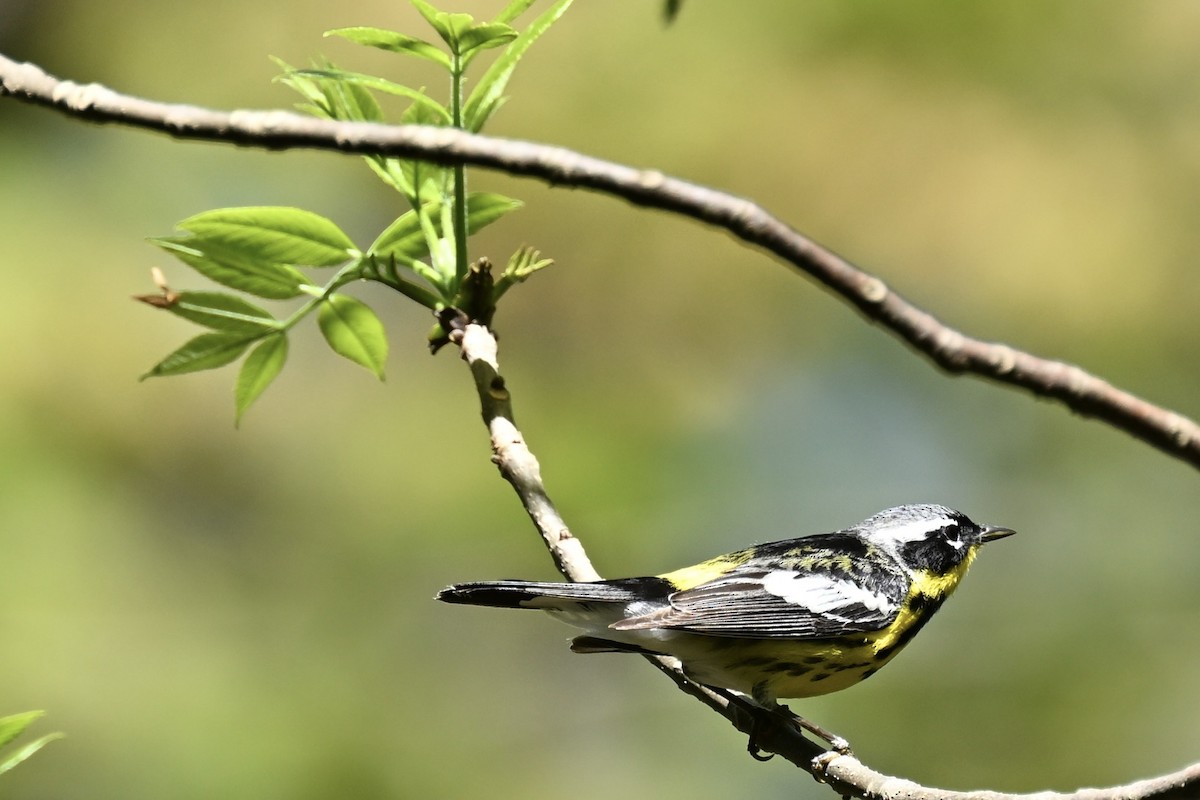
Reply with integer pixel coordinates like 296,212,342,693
742,701,854,761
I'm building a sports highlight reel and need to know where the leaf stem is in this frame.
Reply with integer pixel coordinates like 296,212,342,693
279,261,362,330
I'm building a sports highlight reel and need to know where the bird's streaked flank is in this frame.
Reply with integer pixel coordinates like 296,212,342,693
437,504,1014,757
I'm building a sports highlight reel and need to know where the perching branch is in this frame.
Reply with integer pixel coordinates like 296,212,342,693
2,52,1199,472
3,53,1198,800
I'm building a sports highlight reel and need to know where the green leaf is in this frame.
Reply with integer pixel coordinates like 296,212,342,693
0,712,41,750
341,78,385,123
443,14,477,47
0,733,63,775
464,192,523,232
495,0,538,24
235,334,288,424
459,23,518,56
326,27,451,69
363,157,413,196
317,295,388,379
412,1,476,52
369,208,429,265
166,292,279,333
141,332,259,380
410,0,450,40
272,57,328,107
177,207,356,267
464,0,574,131
289,69,452,123
153,238,308,300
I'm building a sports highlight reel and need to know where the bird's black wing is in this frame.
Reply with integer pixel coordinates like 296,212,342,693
612,534,910,639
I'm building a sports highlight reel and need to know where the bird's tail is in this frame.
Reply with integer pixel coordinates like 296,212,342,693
436,578,662,611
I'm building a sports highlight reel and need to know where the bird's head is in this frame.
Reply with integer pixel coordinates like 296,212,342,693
858,504,1015,576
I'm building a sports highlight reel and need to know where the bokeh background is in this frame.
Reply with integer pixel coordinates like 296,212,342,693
2,1,1199,797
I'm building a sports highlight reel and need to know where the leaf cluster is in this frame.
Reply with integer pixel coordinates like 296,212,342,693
138,0,570,422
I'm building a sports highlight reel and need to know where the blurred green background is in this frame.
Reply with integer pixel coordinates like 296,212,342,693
2,1,1199,797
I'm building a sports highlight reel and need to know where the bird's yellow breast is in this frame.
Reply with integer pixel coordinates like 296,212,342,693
868,549,977,655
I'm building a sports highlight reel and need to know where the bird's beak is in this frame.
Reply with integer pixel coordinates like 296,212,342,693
980,525,1016,543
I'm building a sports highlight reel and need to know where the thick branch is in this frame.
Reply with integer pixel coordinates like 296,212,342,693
2,52,1198,471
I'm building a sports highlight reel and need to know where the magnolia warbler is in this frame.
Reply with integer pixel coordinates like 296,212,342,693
438,504,1014,756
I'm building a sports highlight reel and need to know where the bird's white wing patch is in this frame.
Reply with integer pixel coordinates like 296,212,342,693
761,570,897,618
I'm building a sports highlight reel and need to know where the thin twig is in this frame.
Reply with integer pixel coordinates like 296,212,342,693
1,52,1198,470
447,317,599,583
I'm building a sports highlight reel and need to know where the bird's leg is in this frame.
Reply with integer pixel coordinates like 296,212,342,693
722,693,778,761
717,684,855,760
739,698,854,761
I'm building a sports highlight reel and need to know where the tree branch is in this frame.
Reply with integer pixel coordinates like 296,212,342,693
2,52,1198,471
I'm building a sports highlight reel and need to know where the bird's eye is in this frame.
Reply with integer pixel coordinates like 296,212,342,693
940,525,966,550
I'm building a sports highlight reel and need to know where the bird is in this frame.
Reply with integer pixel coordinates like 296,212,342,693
437,504,1014,757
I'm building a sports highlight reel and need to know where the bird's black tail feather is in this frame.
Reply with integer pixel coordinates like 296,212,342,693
436,577,672,609
569,635,662,656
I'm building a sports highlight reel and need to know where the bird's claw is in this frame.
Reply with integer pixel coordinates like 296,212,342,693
745,718,775,761
748,742,775,762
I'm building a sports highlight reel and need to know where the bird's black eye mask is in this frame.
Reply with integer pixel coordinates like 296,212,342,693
898,525,969,574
